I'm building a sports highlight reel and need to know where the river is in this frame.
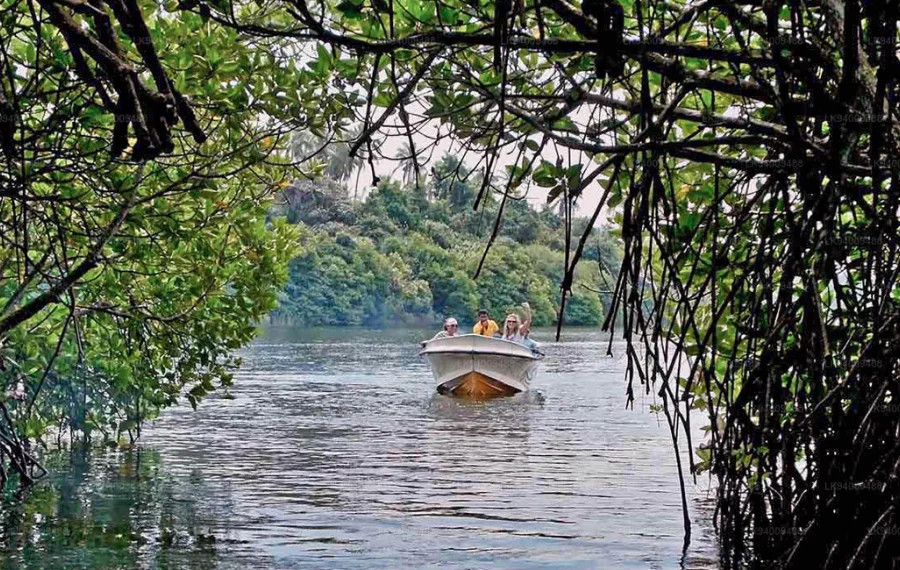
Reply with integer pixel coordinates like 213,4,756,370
0,327,719,569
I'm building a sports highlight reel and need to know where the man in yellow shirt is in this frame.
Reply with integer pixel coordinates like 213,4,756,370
473,309,499,336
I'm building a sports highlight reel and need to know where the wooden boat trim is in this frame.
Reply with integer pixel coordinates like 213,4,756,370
439,371,521,399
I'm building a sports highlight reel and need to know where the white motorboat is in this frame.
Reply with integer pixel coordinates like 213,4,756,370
419,334,542,399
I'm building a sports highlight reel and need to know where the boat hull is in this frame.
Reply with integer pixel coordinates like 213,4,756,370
420,335,541,400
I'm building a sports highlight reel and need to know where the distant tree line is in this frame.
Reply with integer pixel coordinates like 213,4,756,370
270,154,622,327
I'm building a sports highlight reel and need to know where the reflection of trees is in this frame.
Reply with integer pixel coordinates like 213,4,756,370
0,449,249,570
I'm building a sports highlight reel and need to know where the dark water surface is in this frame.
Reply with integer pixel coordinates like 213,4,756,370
0,327,719,569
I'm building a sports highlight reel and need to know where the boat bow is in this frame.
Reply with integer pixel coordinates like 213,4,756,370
419,334,542,399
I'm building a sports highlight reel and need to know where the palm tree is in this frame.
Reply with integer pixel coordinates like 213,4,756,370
290,126,366,189
392,142,420,189
326,125,366,182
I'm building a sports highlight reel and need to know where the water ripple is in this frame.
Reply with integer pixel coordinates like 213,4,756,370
133,327,720,570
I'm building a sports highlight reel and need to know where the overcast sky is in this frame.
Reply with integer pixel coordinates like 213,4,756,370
342,117,613,224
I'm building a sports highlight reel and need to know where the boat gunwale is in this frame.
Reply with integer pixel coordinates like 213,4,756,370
418,333,543,361
418,348,543,361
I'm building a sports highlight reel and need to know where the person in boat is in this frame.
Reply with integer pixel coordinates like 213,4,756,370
496,307,539,352
498,313,527,343
473,309,499,337
431,317,460,339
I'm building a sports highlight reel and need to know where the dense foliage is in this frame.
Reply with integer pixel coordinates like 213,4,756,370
271,155,620,327
0,0,309,484
200,1,900,568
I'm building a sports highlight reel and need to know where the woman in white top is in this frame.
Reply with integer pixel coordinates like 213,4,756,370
496,304,540,353
500,313,525,342
499,302,532,338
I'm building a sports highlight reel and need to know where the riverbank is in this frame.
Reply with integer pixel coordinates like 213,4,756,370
270,169,622,328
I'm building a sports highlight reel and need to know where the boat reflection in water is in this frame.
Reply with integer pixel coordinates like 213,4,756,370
419,334,543,399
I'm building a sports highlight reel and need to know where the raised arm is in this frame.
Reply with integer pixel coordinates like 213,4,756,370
520,302,533,337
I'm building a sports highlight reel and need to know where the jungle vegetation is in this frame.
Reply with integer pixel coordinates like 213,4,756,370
271,153,621,327
0,0,306,486
3,0,900,568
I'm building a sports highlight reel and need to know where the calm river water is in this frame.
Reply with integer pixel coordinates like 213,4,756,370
0,327,719,569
